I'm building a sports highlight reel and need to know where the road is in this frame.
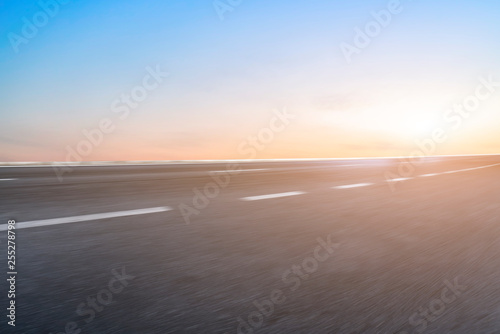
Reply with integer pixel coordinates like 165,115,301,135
1,155,500,333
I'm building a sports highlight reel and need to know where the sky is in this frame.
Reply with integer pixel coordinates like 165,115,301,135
1,0,499,162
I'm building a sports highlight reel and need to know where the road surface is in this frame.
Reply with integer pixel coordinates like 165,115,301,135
1,155,500,333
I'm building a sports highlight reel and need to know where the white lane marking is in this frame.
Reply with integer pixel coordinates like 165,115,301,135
457,168,478,172
439,163,500,175
0,179,16,181
0,207,172,231
387,177,413,182
240,191,306,201
211,169,268,173
417,163,500,178
455,163,500,172
336,164,364,167
333,183,373,189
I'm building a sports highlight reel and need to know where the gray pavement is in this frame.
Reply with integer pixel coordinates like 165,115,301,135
1,156,500,333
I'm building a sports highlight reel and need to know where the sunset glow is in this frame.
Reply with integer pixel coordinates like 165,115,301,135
1,0,499,162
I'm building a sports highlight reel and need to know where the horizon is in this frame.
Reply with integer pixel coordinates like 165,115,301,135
2,152,500,167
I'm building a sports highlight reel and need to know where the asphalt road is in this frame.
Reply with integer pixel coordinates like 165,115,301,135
1,156,500,333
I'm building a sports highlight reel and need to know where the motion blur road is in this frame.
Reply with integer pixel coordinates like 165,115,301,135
1,155,500,333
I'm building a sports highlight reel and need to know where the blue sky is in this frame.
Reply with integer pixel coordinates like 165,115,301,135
1,0,499,161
